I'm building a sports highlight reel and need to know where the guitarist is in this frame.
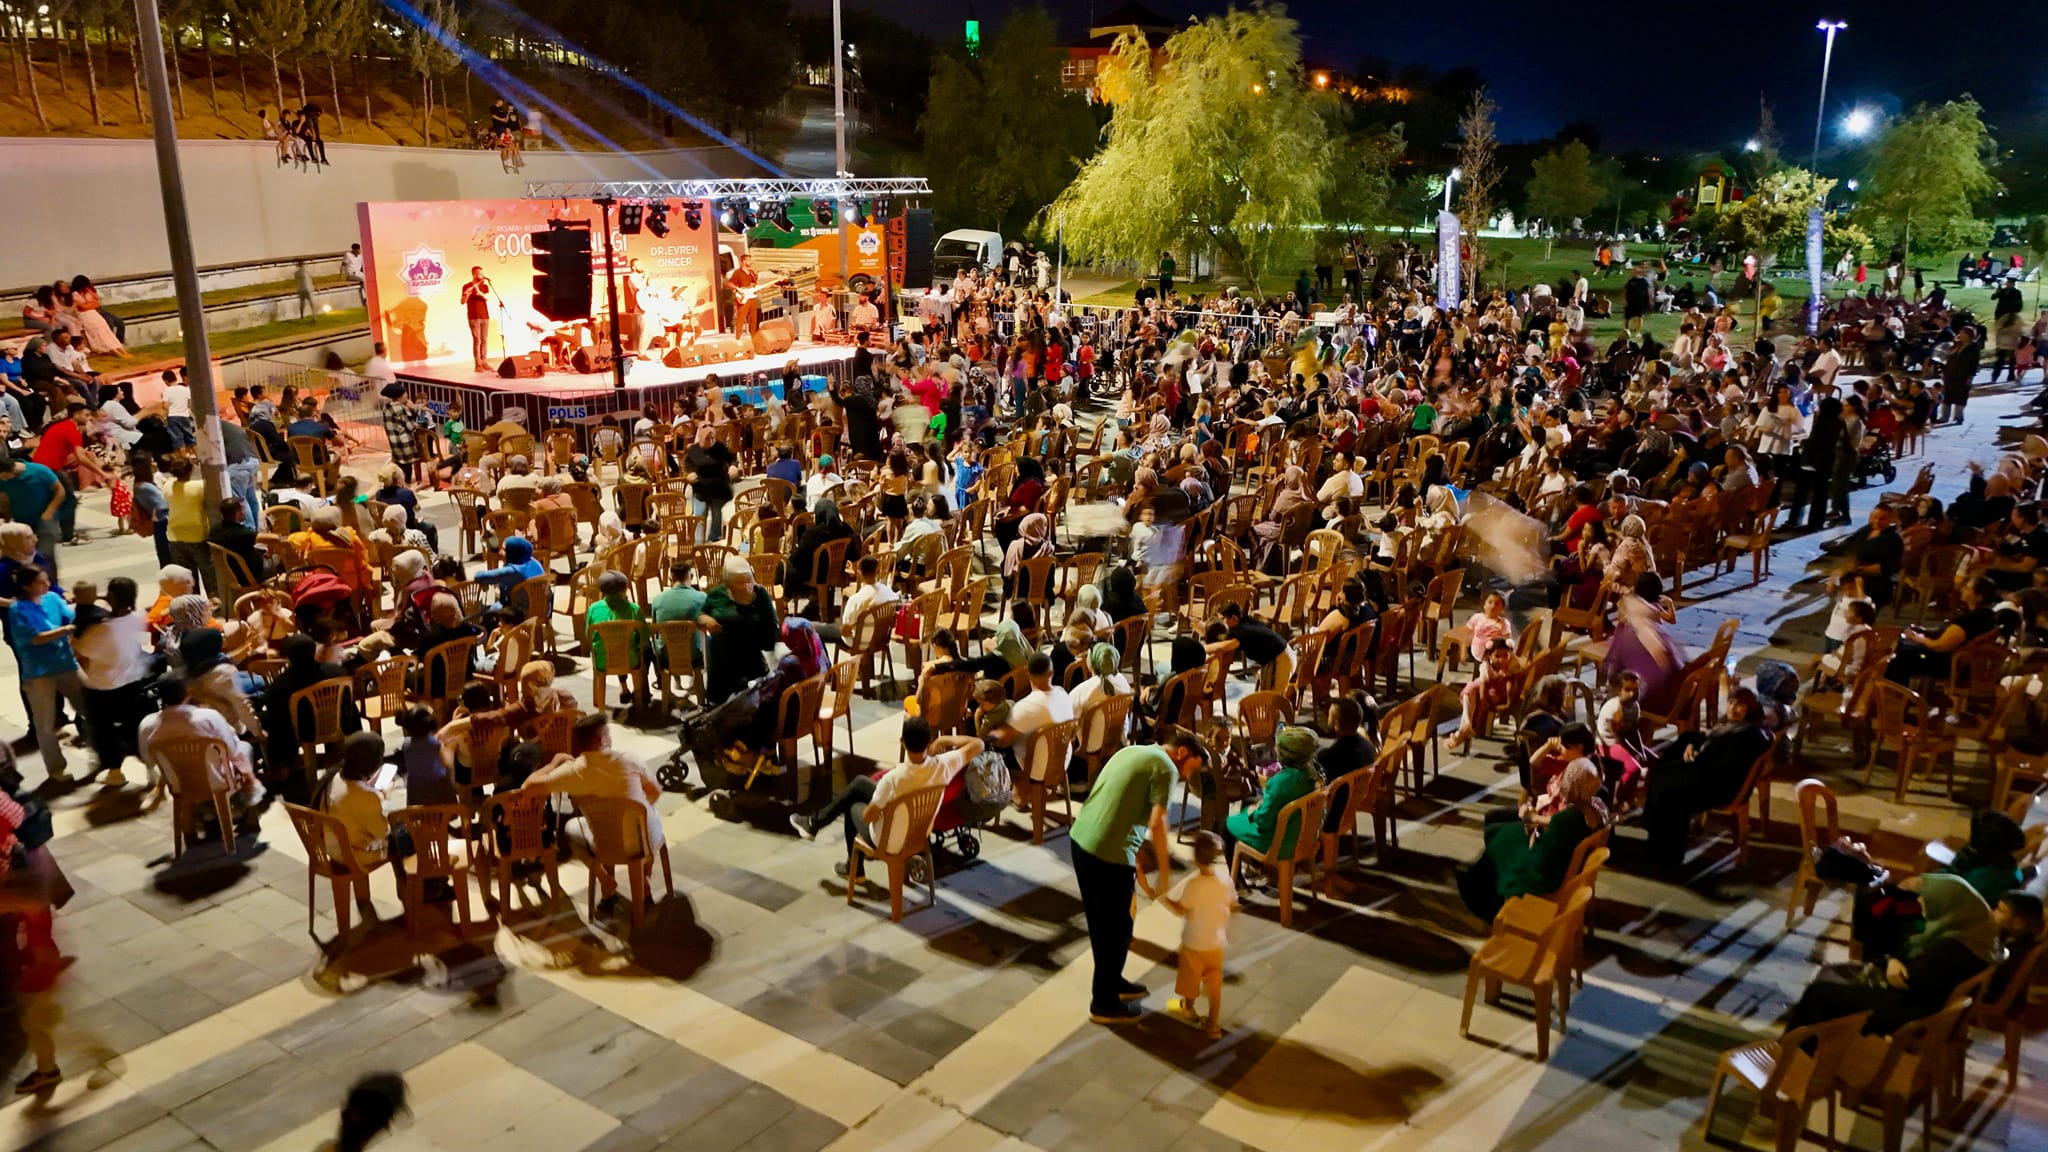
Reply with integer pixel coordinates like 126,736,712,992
729,252,763,343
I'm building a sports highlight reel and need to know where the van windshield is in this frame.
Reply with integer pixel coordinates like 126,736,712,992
934,239,983,260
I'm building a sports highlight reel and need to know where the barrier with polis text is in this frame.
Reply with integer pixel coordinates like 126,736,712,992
356,198,720,367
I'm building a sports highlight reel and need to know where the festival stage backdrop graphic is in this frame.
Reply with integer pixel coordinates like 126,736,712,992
358,198,720,366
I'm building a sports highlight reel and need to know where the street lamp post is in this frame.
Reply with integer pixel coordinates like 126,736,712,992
1812,20,1846,171
1443,167,1461,213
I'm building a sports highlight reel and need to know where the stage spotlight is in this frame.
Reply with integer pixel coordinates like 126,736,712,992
851,200,869,228
645,201,670,238
772,201,794,231
683,201,703,230
741,201,759,229
815,200,835,226
618,203,644,234
719,200,739,229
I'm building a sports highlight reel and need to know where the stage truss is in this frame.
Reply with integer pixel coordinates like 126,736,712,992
524,177,932,202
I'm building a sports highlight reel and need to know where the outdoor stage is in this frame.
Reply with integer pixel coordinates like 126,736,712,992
395,342,856,430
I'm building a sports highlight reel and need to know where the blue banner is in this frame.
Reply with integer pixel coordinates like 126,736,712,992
1436,210,1462,312
1805,207,1825,334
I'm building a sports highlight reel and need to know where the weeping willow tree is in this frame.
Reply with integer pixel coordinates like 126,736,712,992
1047,5,1335,301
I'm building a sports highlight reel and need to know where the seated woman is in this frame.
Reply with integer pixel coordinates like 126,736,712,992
1457,745,1606,921
719,619,828,770
1851,809,2031,959
1514,675,1572,791
1886,576,2001,683
1220,726,1324,870
1640,688,1770,869
1785,875,2012,1035
786,497,860,616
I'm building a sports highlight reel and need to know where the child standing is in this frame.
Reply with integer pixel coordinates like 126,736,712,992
1160,830,1239,1039
397,705,455,806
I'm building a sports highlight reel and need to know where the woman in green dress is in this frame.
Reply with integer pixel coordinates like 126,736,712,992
1221,726,1324,863
1458,748,1607,921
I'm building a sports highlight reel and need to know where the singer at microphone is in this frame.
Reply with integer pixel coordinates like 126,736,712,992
462,267,495,371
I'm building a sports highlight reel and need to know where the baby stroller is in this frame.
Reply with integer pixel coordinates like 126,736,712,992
1852,434,1897,487
929,751,1010,861
672,679,802,816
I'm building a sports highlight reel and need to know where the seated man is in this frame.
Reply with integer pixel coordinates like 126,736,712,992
818,555,899,646
520,712,663,906
138,676,266,813
788,716,982,878
985,652,1075,796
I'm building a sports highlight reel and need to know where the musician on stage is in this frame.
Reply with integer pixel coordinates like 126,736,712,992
461,267,495,371
729,253,763,342
619,258,647,353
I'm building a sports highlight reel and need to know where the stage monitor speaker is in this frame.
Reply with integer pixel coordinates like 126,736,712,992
496,353,546,379
689,334,746,365
571,348,613,374
662,345,687,369
752,318,796,356
899,209,935,290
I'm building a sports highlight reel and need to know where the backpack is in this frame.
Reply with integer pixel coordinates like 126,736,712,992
962,751,1011,807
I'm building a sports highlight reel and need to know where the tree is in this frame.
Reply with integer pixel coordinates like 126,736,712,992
1050,6,1334,301
305,0,369,138
921,6,1098,237
1702,167,1871,265
1525,139,1604,256
1454,90,1501,282
52,0,106,125
401,0,460,145
1320,124,1403,237
1857,99,2000,256
239,0,305,116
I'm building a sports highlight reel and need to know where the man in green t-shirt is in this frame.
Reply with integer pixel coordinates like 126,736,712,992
1069,731,1209,1025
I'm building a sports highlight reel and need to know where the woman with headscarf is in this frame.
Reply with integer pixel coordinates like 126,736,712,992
1604,514,1654,590
160,593,218,657
1851,808,2030,957
724,617,828,762
1640,688,1770,868
1070,641,1131,717
261,632,362,789
475,535,545,619
992,457,1048,555
1222,726,1324,863
1458,745,1607,920
1001,513,1054,601
374,549,436,650
1124,465,1162,522
290,506,378,598
1794,395,1846,531
1101,566,1147,627
786,497,860,615
372,463,437,551
1603,571,1686,716
1069,584,1113,639
1249,466,1316,573
370,503,433,559
177,627,264,742
699,557,780,705
1177,471,1214,515
145,563,198,640
1199,438,1233,494
1786,873,1999,1034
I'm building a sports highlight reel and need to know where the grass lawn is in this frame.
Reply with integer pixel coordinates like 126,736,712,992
112,274,355,320
1070,236,2039,349
105,309,369,372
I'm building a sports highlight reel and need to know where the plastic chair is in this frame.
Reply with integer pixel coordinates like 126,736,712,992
1074,693,1134,792
1863,682,1956,804
1969,937,2048,1089
478,789,566,914
652,620,703,713
1785,778,1881,932
421,636,478,722
1458,887,1593,1062
1019,718,1082,845
1229,787,1329,927
815,657,860,768
846,784,947,922
1832,1001,1973,1152
575,795,673,934
289,676,356,789
283,802,384,941
1701,734,1778,867
152,736,240,860
1702,1010,1872,1152
589,619,650,713
915,670,977,735
390,805,476,935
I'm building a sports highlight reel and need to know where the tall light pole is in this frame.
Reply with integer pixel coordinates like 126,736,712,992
132,0,225,519
1443,167,1461,213
832,0,849,177
1812,20,1847,171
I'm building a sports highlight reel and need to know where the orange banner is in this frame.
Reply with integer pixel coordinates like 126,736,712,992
358,198,720,367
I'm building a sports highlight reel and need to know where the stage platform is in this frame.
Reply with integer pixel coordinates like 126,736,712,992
395,342,856,430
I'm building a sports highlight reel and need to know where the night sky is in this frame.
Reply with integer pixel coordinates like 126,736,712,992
806,0,2048,149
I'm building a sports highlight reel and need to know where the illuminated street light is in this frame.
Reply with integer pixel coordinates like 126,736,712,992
1842,107,1878,139
1743,139,1761,153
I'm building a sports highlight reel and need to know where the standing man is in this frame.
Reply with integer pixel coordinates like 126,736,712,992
30,402,104,546
727,254,762,343
160,369,194,448
1068,730,1209,1025
1157,251,1175,297
462,267,495,372
341,243,366,304
619,259,647,354
1939,325,1981,425
0,451,66,579
294,261,317,319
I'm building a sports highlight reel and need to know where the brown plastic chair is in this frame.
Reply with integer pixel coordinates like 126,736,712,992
354,656,414,735
575,795,673,934
915,670,977,735
1785,778,1875,932
1863,681,1956,804
652,620,703,713
1969,937,2048,1089
1702,733,1778,866
1235,691,1292,758
846,784,947,922
1229,787,1329,927
421,636,478,722
390,804,476,935
837,600,900,698
283,801,384,941
531,708,580,759
1832,1000,1973,1152
1495,845,1609,989
1459,887,1593,1062
152,736,240,860
1702,1010,1872,1152
1021,718,1082,845
1074,693,1134,792
815,657,860,768
589,619,649,713
289,676,356,788
479,790,566,914
511,574,557,653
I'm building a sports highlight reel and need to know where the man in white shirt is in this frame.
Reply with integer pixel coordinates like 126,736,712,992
161,368,195,448
987,653,1075,790
138,676,264,808
341,243,366,303
72,579,151,786
1809,336,1843,390
362,341,397,387
817,555,899,646
789,716,982,874
1571,271,1589,306
522,713,665,902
